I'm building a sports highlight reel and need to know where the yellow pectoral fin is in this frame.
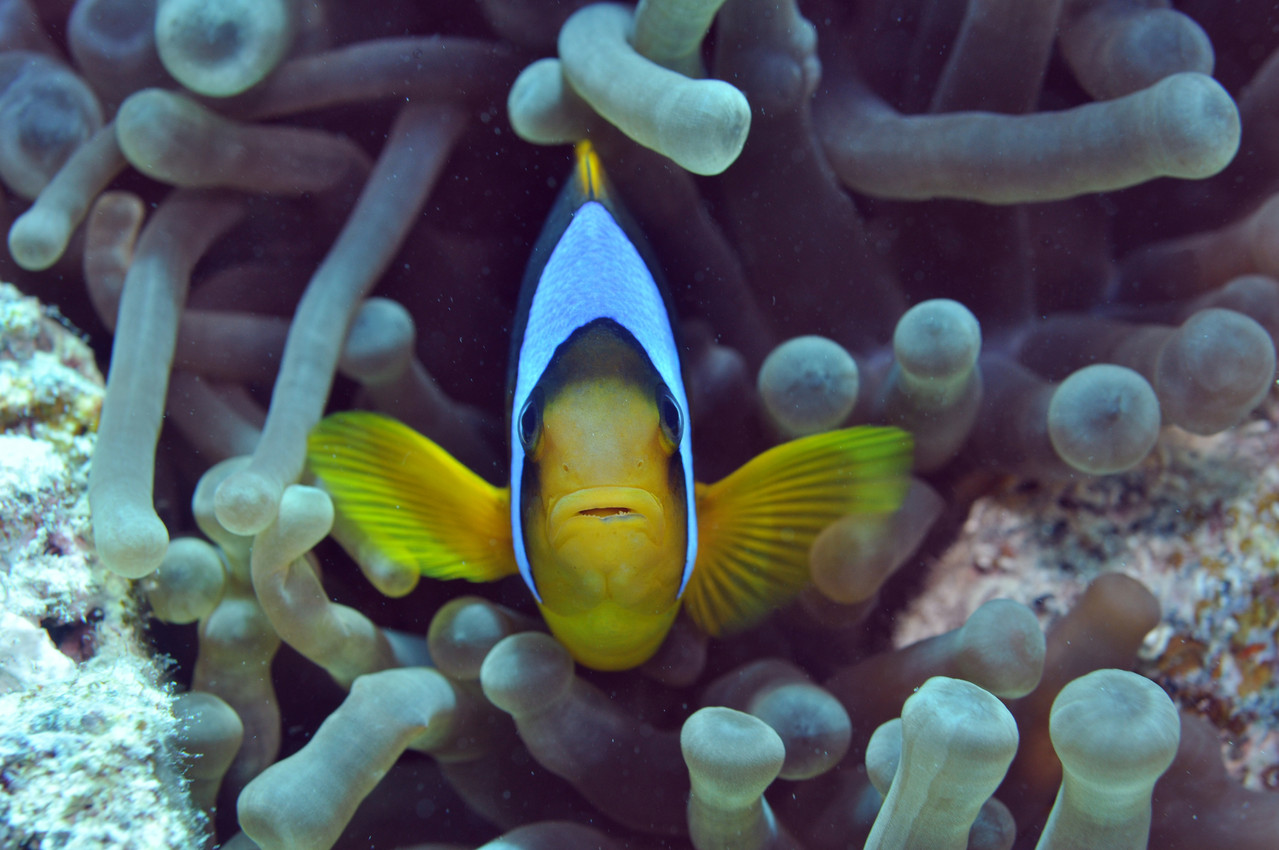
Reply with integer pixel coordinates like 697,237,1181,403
307,411,516,583
685,426,913,637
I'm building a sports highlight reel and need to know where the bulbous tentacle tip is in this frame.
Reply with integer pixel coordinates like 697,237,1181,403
480,631,575,716
213,469,282,537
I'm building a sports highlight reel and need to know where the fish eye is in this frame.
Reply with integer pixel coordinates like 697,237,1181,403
518,391,543,453
656,385,682,448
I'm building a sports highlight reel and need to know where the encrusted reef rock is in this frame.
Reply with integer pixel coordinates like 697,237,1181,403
0,282,203,848
899,397,1279,791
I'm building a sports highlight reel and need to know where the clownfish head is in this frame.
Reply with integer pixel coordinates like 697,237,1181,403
515,320,691,670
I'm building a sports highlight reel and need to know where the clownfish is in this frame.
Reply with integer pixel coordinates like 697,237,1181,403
307,143,912,670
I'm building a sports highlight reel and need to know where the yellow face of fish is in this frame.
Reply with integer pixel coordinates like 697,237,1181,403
517,325,688,670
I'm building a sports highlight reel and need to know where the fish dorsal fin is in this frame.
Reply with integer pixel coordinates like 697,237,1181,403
574,140,607,203
684,427,913,636
307,411,516,582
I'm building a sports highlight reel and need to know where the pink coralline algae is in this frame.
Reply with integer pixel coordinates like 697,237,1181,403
2,1,1279,849
899,396,1279,793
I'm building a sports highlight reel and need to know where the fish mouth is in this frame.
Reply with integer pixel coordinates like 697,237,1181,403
549,487,664,547
577,507,633,518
